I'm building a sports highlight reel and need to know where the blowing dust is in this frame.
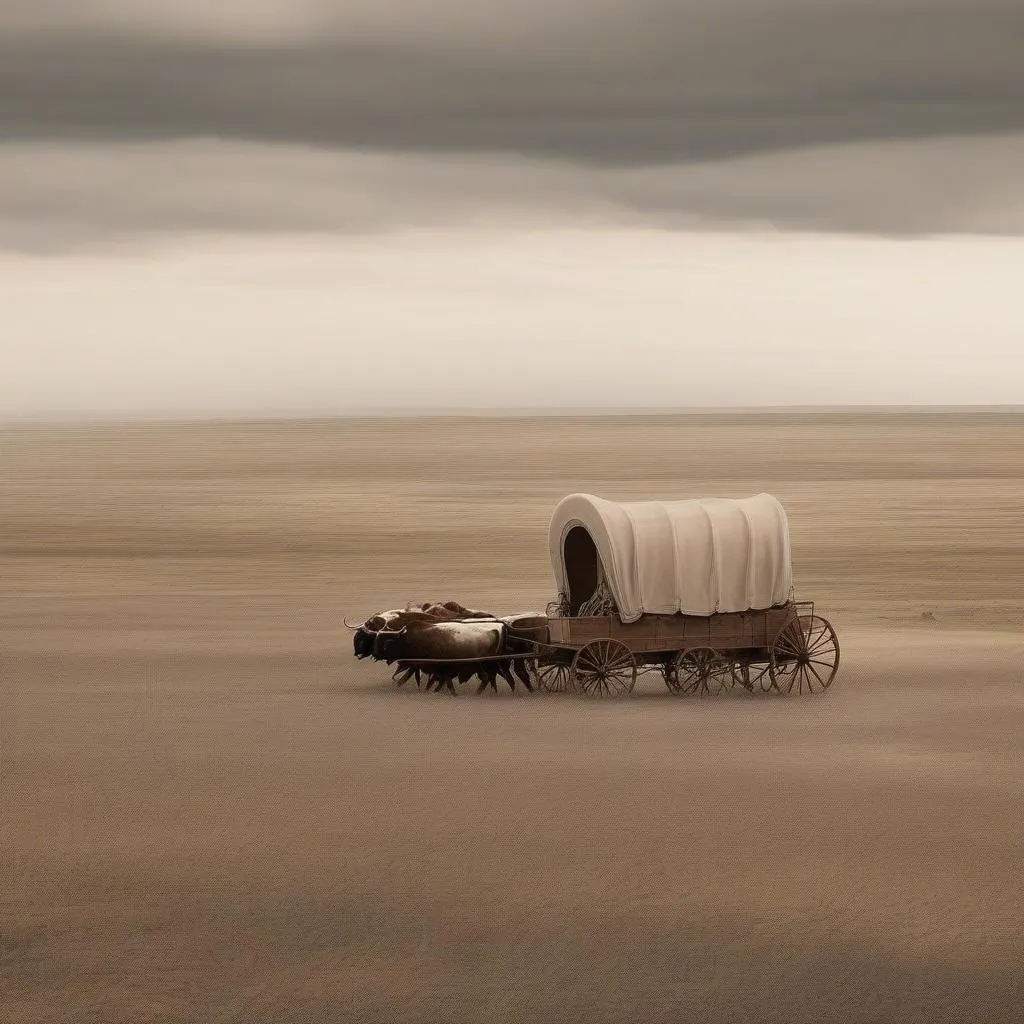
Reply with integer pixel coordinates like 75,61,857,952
2,410,1023,1023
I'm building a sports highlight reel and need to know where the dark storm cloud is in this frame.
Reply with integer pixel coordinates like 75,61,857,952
2,1,1023,247
3,136,1021,252
2,1,1023,164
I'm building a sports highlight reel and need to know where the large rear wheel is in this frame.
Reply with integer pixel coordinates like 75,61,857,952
769,615,840,694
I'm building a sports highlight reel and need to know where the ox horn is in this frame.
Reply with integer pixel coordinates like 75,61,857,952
343,617,365,630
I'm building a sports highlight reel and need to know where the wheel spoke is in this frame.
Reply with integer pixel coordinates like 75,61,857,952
776,634,802,657
807,633,833,655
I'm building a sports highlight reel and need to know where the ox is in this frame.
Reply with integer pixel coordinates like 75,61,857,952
347,602,533,693
349,606,455,662
369,609,499,661
352,601,496,654
351,607,422,660
376,619,529,694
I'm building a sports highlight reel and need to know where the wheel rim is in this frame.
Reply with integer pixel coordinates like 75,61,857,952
669,648,731,696
533,658,575,694
770,615,840,695
572,639,637,697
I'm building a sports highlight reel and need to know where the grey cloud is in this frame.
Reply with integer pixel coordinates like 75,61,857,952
2,135,1022,252
2,3,1023,165
3,1,1023,242
0,143,629,252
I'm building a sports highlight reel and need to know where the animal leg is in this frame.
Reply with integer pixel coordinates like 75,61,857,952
392,665,414,687
513,658,534,692
482,663,499,694
497,662,517,692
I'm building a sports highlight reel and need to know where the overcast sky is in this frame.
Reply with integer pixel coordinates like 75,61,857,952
2,0,1022,418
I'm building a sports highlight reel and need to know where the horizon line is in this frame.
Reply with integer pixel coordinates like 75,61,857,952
3,402,1023,429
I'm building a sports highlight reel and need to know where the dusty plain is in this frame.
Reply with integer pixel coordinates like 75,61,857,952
2,410,1023,1022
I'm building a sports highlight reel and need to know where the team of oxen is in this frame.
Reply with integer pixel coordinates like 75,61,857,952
348,601,546,694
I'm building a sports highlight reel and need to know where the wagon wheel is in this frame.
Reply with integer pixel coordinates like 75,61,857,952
571,639,637,697
769,615,841,695
666,648,732,696
732,661,773,693
532,655,575,694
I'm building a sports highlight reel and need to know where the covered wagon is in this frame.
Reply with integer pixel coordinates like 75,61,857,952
349,491,840,697
535,492,840,696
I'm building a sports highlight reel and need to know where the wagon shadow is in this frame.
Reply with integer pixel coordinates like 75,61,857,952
356,678,795,702
624,689,788,703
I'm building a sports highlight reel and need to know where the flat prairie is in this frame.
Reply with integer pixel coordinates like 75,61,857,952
2,410,1023,1023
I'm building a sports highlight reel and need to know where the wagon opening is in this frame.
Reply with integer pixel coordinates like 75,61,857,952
561,524,617,616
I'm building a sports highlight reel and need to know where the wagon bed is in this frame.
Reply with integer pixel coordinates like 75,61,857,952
545,603,798,653
530,600,840,697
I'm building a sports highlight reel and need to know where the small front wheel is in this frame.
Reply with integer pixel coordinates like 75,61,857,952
571,639,637,697
532,657,575,694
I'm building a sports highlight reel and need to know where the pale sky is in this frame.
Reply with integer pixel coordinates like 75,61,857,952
2,1,1022,418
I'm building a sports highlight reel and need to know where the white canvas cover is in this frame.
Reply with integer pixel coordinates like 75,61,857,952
549,493,793,622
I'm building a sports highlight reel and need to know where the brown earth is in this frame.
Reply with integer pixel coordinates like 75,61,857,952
2,411,1023,1022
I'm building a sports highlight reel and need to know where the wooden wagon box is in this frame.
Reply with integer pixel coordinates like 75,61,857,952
545,603,798,654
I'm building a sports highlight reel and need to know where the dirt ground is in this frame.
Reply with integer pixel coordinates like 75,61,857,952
2,410,1023,1023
